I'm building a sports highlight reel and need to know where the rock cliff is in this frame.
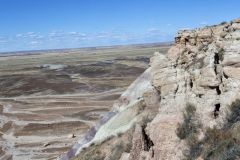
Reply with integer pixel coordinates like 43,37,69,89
62,18,240,160
145,18,240,159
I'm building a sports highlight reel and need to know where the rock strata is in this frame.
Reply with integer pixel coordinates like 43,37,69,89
67,18,240,160
131,18,240,160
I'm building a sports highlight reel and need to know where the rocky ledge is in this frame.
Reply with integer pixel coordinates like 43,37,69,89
62,18,240,160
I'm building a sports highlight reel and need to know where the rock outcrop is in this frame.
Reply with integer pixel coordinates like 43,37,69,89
62,18,240,160
134,18,240,160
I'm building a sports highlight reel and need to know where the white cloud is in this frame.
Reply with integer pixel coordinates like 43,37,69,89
0,40,8,44
26,32,35,35
147,28,160,32
200,21,208,25
146,28,166,37
0,36,9,44
30,41,42,45
34,35,44,39
0,29,175,52
15,32,44,39
178,27,191,31
16,34,23,38
48,31,65,38
68,32,86,38
68,31,78,35
95,33,110,38
0,36,7,40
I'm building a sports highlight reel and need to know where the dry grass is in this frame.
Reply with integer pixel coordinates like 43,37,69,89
177,100,240,160
72,128,134,160
176,104,201,140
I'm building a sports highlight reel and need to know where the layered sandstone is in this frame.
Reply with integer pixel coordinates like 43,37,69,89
65,18,240,160
134,18,240,160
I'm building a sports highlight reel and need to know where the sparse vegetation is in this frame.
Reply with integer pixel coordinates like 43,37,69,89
141,115,154,127
176,104,201,140
226,99,240,127
74,144,105,160
176,104,202,159
201,127,240,160
218,47,225,61
109,142,125,160
126,131,133,152
177,100,240,160
108,132,134,159
72,128,134,160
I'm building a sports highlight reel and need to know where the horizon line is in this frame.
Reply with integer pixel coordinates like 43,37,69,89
0,41,173,56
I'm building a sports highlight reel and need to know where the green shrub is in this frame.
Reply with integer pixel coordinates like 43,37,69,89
201,100,240,160
142,116,154,126
183,134,202,160
202,128,240,160
218,48,224,61
179,100,240,160
108,132,134,160
176,104,201,140
109,142,125,160
226,99,240,127
125,132,133,152
176,104,202,160
78,146,105,160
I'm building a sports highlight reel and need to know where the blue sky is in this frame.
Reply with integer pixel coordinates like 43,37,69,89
0,0,239,52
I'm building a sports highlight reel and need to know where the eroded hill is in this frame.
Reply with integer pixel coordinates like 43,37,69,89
67,18,240,160
0,44,170,160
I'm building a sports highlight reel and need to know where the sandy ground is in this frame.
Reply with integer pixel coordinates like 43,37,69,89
0,44,169,160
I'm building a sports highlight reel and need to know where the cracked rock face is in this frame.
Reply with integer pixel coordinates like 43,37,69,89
130,18,240,160
67,19,240,160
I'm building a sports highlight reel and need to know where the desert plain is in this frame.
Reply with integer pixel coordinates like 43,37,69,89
0,44,170,160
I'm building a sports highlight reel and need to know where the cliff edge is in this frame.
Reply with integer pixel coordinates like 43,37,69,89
62,18,240,160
